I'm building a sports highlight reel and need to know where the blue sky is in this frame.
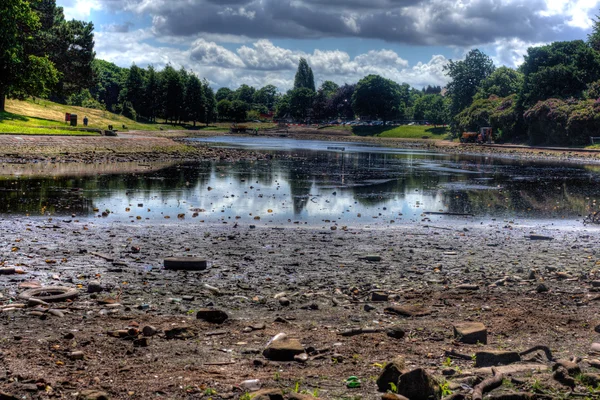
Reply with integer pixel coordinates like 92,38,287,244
57,0,600,91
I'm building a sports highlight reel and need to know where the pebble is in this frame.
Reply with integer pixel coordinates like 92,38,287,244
536,283,549,293
279,297,291,306
87,281,103,293
69,351,85,360
142,326,158,337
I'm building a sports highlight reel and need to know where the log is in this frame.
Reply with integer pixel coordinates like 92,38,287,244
472,367,503,400
519,345,554,362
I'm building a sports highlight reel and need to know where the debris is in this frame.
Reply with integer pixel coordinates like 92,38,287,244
453,322,487,344
196,308,228,324
163,257,208,271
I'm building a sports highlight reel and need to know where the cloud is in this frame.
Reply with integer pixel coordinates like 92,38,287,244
87,0,597,47
102,22,134,33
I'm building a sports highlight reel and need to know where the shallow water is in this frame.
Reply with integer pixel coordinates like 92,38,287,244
1,136,599,228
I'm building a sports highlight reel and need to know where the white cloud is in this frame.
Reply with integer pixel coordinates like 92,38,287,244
58,0,102,20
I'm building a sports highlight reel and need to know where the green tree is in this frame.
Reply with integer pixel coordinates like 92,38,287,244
589,15,600,52
329,83,355,120
184,74,206,126
319,80,339,98
444,49,495,123
120,63,145,118
203,79,217,125
294,58,315,91
474,66,523,100
0,0,58,111
234,84,256,104
253,84,277,110
217,99,232,121
289,88,315,121
143,65,160,122
160,64,184,124
519,40,600,108
275,93,291,118
414,94,448,125
216,87,233,102
352,75,403,123
91,59,126,112
230,99,248,122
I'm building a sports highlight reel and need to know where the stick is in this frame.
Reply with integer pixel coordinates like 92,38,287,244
472,367,503,400
91,252,115,262
519,345,554,362
444,349,473,361
340,328,383,337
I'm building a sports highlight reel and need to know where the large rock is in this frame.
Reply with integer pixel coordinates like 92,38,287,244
376,357,406,392
385,305,431,317
552,359,581,376
475,350,521,367
263,335,305,361
396,368,440,400
453,322,487,344
196,308,228,324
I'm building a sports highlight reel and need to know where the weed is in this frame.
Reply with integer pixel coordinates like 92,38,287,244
273,371,281,381
439,380,452,396
204,388,217,396
388,382,398,394
442,357,453,368
239,393,255,400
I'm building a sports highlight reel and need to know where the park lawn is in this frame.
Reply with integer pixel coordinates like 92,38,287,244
5,98,182,132
322,124,450,139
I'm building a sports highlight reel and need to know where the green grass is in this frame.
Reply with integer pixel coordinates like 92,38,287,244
0,110,99,135
321,124,450,139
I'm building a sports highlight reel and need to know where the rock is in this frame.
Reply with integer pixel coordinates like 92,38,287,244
553,366,575,388
396,368,440,400
77,390,110,400
294,353,308,362
442,368,456,376
385,305,431,317
26,298,48,308
475,350,521,367
536,283,549,293
21,384,38,392
591,343,600,353
453,322,487,344
455,284,479,291
371,292,389,302
87,281,103,294
250,389,284,400
592,280,600,288
595,324,600,334
163,257,208,271
552,359,581,376
362,254,381,262
263,334,305,361
142,326,157,337
0,392,18,400
376,357,405,392
196,308,228,324
69,351,84,360
48,309,64,318
278,297,290,306
386,326,405,339
364,304,376,312
133,337,149,347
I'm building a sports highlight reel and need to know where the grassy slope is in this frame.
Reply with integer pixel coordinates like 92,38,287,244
323,124,450,139
2,98,183,134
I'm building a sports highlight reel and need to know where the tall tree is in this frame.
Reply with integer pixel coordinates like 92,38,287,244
202,79,217,125
329,83,355,120
91,59,126,112
289,88,315,121
352,75,403,123
160,64,184,124
234,84,255,104
0,0,58,111
143,65,160,122
589,15,600,52
444,49,495,120
294,58,315,92
319,81,339,98
121,63,145,117
253,84,277,110
184,74,205,126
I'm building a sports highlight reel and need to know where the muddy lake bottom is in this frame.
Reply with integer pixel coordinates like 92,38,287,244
1,138,600,399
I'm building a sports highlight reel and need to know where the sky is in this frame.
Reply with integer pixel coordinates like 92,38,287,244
56,0,600,92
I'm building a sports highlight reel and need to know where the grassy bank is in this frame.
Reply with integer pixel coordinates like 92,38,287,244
4,98,182,134
322,124,450,139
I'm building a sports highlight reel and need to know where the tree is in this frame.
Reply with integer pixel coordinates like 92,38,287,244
120,63,145,118
160,64,184,123
184,74,205,126
414,94,448,125
519,41,600,108
217,99,232,121
216,87,233,102
143,65,160,122
275,93,291,118
474,66,523,100
329,84,355,120
234,84,256,104
352,75,403,123
589,15,600,52
319,81,339,98
0,0,59,111
444,49,495,121
253,84,277,110
203,79,217,125
289,88,315,121
294,58,315,92
91,59,126,112
230,99,248,122
311,88,329,121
